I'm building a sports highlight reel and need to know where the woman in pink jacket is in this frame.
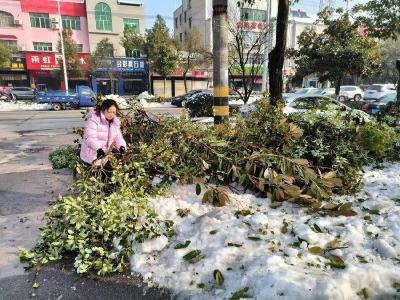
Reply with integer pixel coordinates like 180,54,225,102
80,99,127,190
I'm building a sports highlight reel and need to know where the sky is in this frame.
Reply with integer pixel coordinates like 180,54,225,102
144,0,367,30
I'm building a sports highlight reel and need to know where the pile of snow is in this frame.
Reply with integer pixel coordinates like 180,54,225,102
106,93,176,109
105,94,130,109
130,163,400,299
138,91,155,101
139,98,176,108
0,100,50,111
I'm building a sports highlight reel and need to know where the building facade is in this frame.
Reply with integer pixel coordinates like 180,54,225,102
173,0,325,91
0,0,90,90
85,0,145,57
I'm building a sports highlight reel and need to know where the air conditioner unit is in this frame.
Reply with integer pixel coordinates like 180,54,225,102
14,19,22,26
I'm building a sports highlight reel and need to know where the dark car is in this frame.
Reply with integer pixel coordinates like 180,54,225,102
361,92,396,115
6,87,37,100
171,89,211,107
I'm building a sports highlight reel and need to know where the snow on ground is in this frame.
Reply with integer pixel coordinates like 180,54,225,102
130,163,400,299
0,101,50,111
105,94,175,109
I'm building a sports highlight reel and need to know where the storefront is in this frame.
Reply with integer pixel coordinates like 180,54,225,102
0,56,29,92
25,52,90,91
93,58,149,96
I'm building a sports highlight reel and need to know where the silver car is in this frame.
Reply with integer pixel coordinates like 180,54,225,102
364,84,396,101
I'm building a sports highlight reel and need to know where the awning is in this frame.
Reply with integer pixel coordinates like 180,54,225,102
0,34,18,40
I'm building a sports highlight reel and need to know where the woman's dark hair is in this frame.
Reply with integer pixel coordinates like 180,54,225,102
95,99,120,116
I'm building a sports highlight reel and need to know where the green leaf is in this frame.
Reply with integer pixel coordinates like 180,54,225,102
197,283,205,289
230,287,250,300
32,282,40,289
196,184,202,195
322,203,337,210
308,246,325,255
209,230,218,235
281,219,289,234
213,269,224,285
313,223,322,233
248,236,261,241
227,243,243,247
176,208,190,218
174,240,191,249
356,288,369,299
183,250,204,263
329,255,346,269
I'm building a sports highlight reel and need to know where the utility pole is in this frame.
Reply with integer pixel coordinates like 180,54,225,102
57,0,69,95
212,0,229,124
261,0,272,93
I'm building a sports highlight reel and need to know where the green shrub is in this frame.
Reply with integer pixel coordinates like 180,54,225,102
22,96,400,276
358,122,395,160
185,94,213,118
49,145,79,169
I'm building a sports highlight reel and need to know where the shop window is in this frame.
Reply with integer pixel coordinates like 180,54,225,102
30,13,50,28
123,18,139,33
126,49,140,58
95,2,112,31
33,42,53,52
75,44,83,52
241,8,266,22
0,40,18,52
0,11,14,27
62,16,81,30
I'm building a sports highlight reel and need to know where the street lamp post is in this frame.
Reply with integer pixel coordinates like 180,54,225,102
58,0,69,95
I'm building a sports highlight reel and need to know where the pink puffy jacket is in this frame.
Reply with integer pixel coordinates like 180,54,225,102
80,109,127,164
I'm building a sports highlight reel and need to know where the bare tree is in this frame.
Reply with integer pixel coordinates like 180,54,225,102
228,2,268,103
176,28,211,93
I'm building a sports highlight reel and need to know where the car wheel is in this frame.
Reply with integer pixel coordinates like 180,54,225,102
354,94,362,101
52,103,63,111
338,96,345,102
181,100,187,107
9,94,16,101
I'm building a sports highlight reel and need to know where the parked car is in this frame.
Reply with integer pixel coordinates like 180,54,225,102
320,86,363,101
363,84,396,101
5,87,37,101
239,94,368,120
339,86,364,101
361,92,396,115
171,89,211,107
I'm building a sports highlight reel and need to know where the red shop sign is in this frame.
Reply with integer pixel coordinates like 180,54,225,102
237,21,267,31
25,52,89,71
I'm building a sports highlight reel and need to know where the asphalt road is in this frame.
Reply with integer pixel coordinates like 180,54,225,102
0,107,185,136
0,109,175,299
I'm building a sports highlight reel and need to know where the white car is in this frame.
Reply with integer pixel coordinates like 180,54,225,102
320,86,363,101
364,84,396,101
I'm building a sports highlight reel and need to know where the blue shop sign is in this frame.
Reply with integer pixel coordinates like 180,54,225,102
112,58,147,72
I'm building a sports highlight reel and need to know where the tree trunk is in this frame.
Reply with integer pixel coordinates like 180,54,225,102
183,71,188,93
397,59,400,104
335,76,342,100
268,0,289,106
163,77,166,97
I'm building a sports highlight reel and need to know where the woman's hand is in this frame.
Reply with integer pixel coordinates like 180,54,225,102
97,148,106,159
